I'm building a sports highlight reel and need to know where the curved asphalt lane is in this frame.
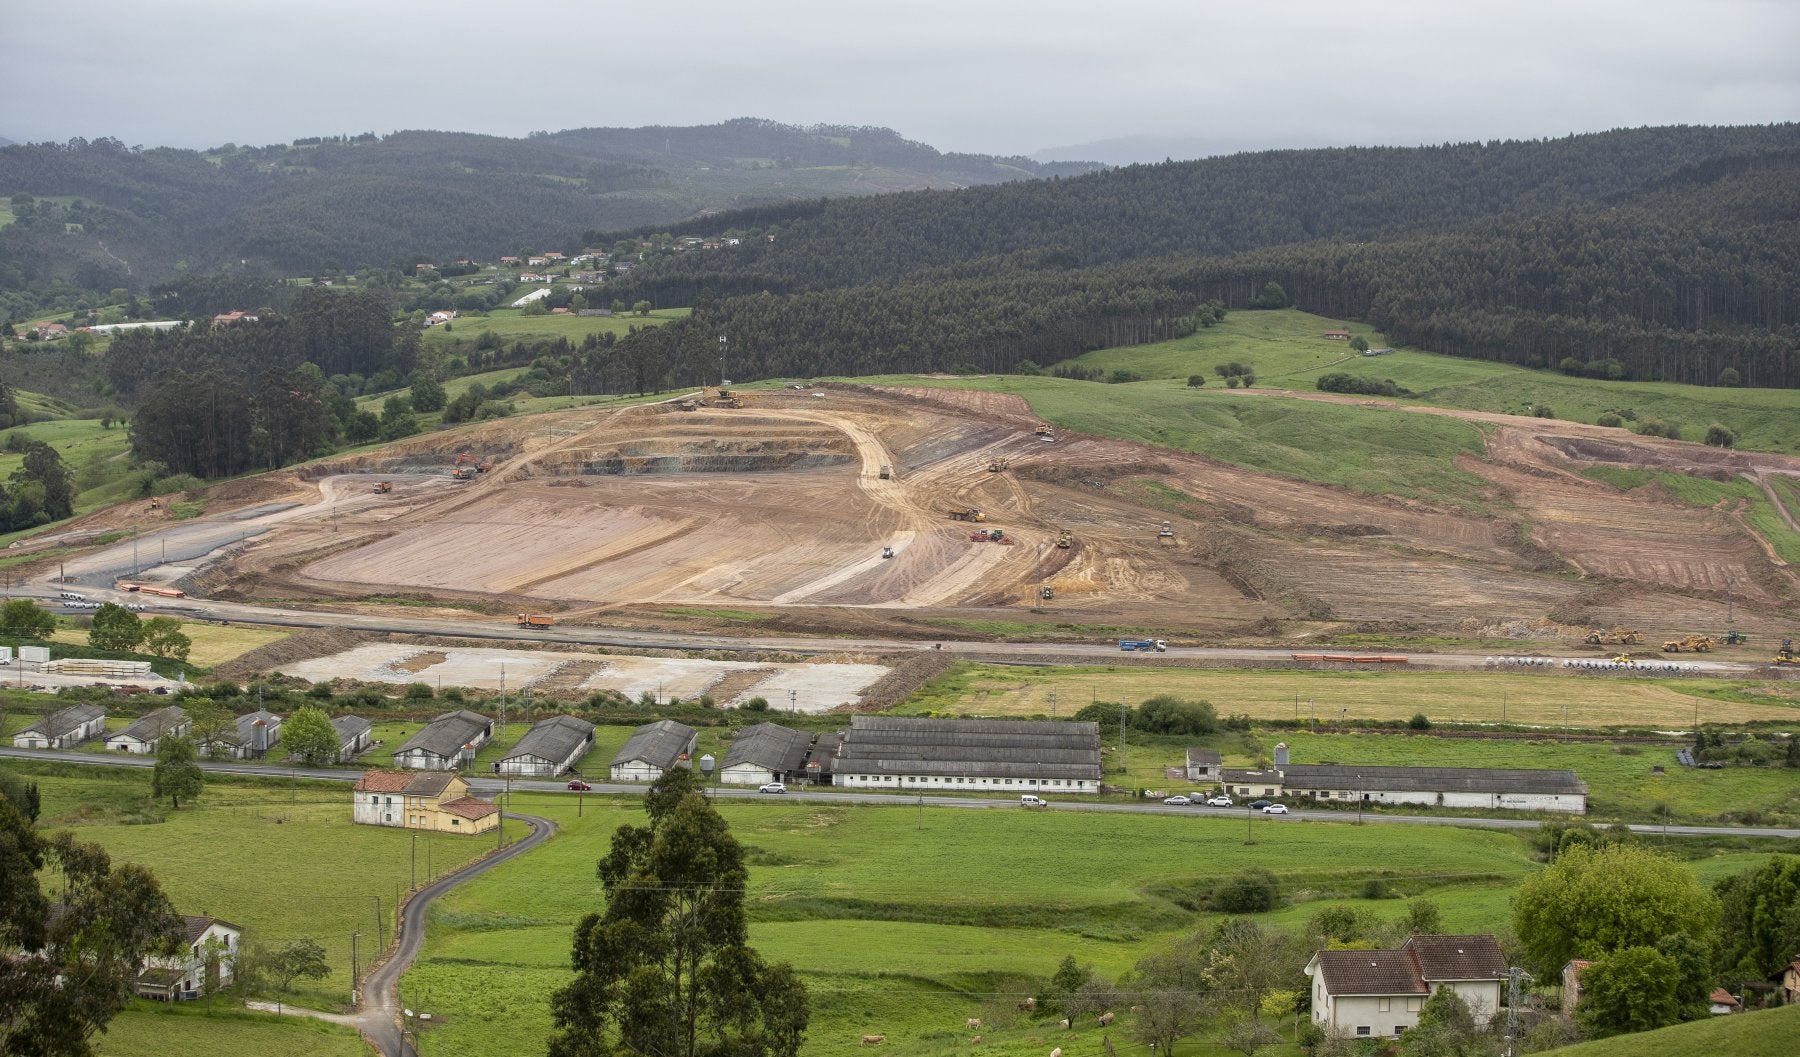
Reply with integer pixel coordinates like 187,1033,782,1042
357,811,554,1057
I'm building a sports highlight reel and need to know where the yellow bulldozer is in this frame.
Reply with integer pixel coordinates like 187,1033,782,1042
1584,627,1642,646
1661,635,1715,653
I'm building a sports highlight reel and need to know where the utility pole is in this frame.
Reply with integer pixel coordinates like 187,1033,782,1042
1118,702,1128,777
789,688,797,715
1726,575,1735,625
351,931,361,1005
1499,966,1532,1057
718,335,728,387
375,895,385,950
1049,690,1056,719
411,832,416,890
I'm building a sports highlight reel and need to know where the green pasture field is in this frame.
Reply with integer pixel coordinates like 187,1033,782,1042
417,305,688,350
865,372,1493,510
96,1004,368,1057
1542,1002,1800,1057
46,620,291,667
18,768,493,1011
0,414,136,514
401,792,1542,1057
898,663,1800,730
1044,309,1800,455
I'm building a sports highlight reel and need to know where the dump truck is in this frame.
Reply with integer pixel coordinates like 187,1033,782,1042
879,465,891,480
1120,639,1168,652
988,457,1009,472
1034,425,1055,442
372,481,392,494
517,613,555,628
1662,635,1715,653
1584,627,1642,646
948,508,985,522
477,459,494,473
1056,530,1073,549
450,466,475,481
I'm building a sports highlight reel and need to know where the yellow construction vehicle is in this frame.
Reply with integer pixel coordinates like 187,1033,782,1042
1774,639,1798,666
1661,635,1715,653
1056,530,1073,549
1034,425,1055,442
948,508,986,522
1612,654,1636,665
1584,627,1642,646
988,457,1009,473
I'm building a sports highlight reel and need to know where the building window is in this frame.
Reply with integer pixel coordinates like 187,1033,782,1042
452,819,459,826
1406,997,1422,1012
1355,1027,1371,1038
1378,999,1390,1013
1394,1027,1406,1038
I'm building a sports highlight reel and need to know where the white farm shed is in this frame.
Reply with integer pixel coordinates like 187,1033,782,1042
104,706,189,754
831,716,1102,794
610,719,697,782
393,710,493,770
12,703,107,749
719,722,813,786
1281,764,1588,814
498,715,596,778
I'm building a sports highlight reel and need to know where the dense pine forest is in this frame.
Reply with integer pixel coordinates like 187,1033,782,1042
598,126,1800,388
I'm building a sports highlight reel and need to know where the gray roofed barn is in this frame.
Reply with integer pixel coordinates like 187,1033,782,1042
1281,764,1586,797
610,719,697,782
1185,747,1222,781
719,723,813,785
12,703,106,749
832,716,1102,792
204,710,283,759
331,715,373,762
105,706,189,754
499,714,596,777
393,710,493,771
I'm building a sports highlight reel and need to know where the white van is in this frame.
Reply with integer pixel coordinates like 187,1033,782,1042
1020,794,1049,808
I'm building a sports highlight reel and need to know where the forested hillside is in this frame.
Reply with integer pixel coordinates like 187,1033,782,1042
602,126,1800,388
0,119,1094,298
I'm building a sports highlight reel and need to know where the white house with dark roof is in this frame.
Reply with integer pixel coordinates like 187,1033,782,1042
12,703,106,749
719,722,813,786
332,714,373,762
1306,934,1507,1039
105,706,189,754
830,716,1102,793
610,719,697,782
136,914,243,1001
498,714,595,777
393,710,492,770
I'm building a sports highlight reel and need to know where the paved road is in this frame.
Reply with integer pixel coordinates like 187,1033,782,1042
357,811,555,1057
5,747,1797,839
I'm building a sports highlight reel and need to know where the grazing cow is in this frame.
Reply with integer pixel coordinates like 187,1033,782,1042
861,1036,886,1047
1099,1011,1115,1027
969,1037,983,1046
1018,997,1036,1012
967,1019,982,1031
1050,1048,1063,1057
1058,1019,1071,1030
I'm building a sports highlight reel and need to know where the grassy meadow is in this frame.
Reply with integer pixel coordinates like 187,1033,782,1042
47,619,291,668
1541,1003,1800,1057
417,305,689,350
96,1004,368,1057
401,791,1547,1057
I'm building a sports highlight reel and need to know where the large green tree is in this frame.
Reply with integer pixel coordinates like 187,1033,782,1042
86,603,144,652
1576,946,1684,1037
281,706,340,766
151,735,203,809
1714,855,1800,981
0,797,183,1056
548,767,809,1057
1512,844,1719,975
0,599,55,638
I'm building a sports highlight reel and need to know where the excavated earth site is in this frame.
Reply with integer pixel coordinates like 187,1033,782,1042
208,385,1799,640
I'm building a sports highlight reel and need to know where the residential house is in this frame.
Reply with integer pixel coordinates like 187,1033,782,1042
1781,957,1800,1006
105,706,189,754
1709,988,1741,1015
1323,329,1352,340
610,719,698,782
202,710,283,760
719,722,814,786
211,311,257,327
332,714,373,762
12,703,106,749
497,714,596,778
392,710,492,770
136,915,243,1001
500,255,521,266
527,256,547,266
542,251,565,261
831,716,1103,794
1560,959,1591,1016
427,310,457,326
518,272,550,283
352,770,499,834
1184,747,1222,782
1306,934,1507,1039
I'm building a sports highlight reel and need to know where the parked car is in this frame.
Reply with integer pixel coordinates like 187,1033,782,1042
759,782,787,794
1020,794,1049,807
1205,795,1234,807
1262,803,1290,814
1162,795,1192,806
1249,799,1274,809
566,779,591,791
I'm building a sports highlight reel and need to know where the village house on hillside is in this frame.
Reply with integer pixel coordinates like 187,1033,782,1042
135,915,243,1001
353,770,499,834
1306,934,1507,1039
610,719,697,782
332,714,373,762
1184,747,1222,782
105,706,189,754
11,703,106,749
831,716,1103,793
497,714,596,777
719,722,814,786
202,710,282,760
392,710,492,770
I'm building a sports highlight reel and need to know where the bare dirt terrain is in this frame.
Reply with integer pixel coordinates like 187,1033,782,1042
54,385,1800,648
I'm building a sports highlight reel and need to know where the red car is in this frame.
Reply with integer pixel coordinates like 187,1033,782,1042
567,779,591,791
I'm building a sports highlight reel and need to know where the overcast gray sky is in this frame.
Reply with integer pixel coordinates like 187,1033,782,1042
4,0,1796,161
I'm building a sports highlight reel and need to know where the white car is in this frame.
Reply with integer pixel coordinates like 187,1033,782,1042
1162,795,1193,806
759,782,786,794
1206,796,1234,807
1261,803,1290,815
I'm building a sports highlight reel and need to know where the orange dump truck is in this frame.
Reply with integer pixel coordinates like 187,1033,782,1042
517,613,555,628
